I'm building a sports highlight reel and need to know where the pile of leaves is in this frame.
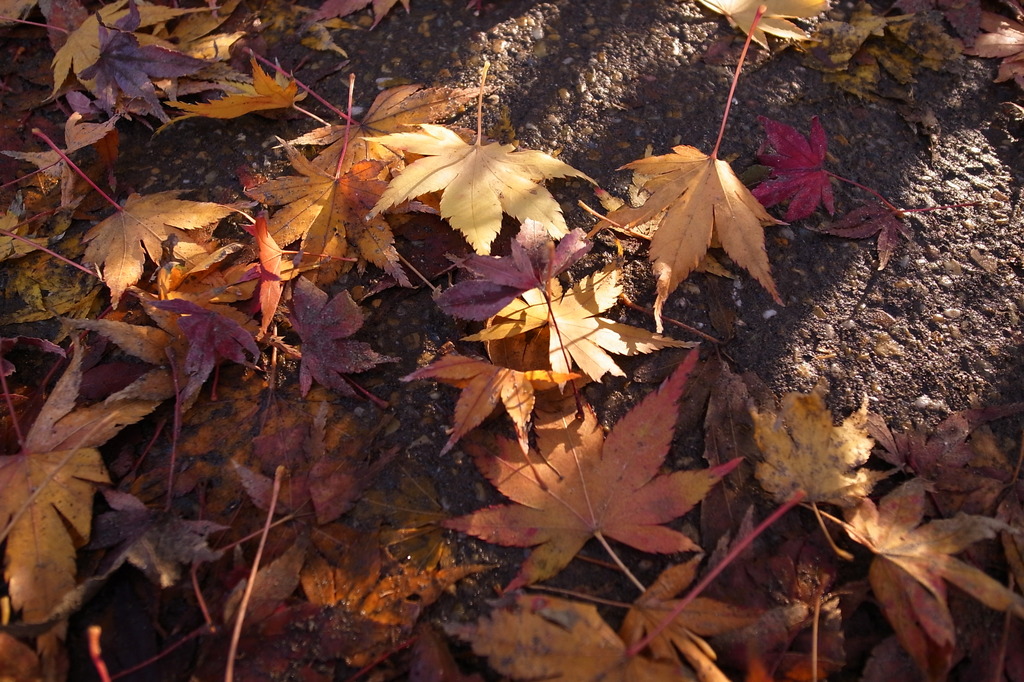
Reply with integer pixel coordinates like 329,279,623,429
1,0,1023,679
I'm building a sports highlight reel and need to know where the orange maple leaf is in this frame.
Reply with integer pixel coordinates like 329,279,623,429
402,352,579,455
166,57,305,124
445,349,738,589
840,478,1024,678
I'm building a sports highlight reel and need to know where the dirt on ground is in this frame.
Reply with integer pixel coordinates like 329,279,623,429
3,0,1024,679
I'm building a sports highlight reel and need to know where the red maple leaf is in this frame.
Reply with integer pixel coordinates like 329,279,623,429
820,202,912,269
288,277,396,397
149,299,259,404
752,116,835,222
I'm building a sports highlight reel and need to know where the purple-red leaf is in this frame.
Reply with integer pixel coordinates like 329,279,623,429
820,202,912,269
149,299,259,404
435,223,591,320
79,21,206,121
752,116,835,222
288,277,396,397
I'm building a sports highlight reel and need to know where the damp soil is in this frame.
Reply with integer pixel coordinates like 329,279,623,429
5,0,1024,679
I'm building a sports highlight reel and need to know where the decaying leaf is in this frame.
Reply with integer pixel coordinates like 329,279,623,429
445,350,738,589
895,0,982,44
465,264,693,381
402,352,579,455
753,384,880,506
288,277,396,397
449,593,684,681
620,558,762,682
842,478,1024,678
696,0,828,47
803,3,963,99
605,145,781,331
82,191,232,306
369,124,594,254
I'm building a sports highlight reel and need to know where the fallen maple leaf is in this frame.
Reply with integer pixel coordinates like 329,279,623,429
3,112,119,207
605,145,782,331
402,352,579,455
1,348,162,627
81,190,233,306
50,0,202,97
752,116,835,221
895,0,982,44
242,213,284,336
246,143,409,285
166,57,305,123
818,202,912,269
752,384,881,507
289,84,477,174
803,3,963,99
466,264,694,381
450,593,685,681
309,0,409,28
435,221,592,321
79,2,206,121
696,0,828,47
620,558,762,681
841,478,1024,678
148,298,260,406
964,11,1024,87
288,277,396,397
445,349,739,589
369,123,594,255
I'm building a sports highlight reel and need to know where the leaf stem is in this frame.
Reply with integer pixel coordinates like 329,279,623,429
825,171,901,213
476,61,490,147
711,5,765,160
335,73,357,178
811,501,854,560
625,489,805,657
594,530,646,593
225,465,284,682
0,224,99,279
32,129,123,213
0,16,68,32
0,346,25,450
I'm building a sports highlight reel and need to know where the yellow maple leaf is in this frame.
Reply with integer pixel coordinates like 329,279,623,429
368,123,594,255
606,146,781,330
752,384,881,507
82,191,233,307
166,58,304,123
1,350,164,626
466,265,693,381
697,0,828,48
